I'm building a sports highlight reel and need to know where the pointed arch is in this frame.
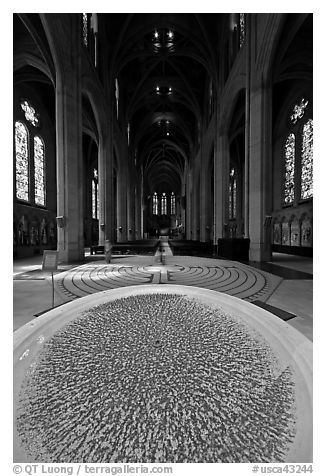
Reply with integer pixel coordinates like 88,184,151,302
15,121,29,201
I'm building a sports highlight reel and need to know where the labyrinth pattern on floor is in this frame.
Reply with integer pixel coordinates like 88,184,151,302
54,256,282,303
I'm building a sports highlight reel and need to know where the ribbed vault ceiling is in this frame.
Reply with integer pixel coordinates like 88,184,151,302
103,13,223,195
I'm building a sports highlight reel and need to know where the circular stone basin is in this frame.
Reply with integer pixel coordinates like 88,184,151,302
13,285,312,463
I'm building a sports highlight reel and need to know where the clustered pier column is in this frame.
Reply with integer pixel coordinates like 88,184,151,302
55,17,84,263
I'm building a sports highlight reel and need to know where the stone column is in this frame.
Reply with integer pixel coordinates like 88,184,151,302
180,175,186,239
134,178,142,240
199,148,206,242
186,167,192,240
192,164,200,241
215,132,230,245
116,164,128,242
199,149,212,242
56,64,83,263
248,80,273,261
244,14,251,239
98,128,114,245
140,167,145,239
127,171,135,241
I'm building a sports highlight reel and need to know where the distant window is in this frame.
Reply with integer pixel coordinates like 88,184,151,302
15,121,29,201
170,192,176,215
153,193,158,215
161,193,167,215
229,168,237,219
34,136,45,206
233,179,237,217
90,14,98,67
83,13,88,46
92,169,98,219
239,14,246,47
83,13,98,67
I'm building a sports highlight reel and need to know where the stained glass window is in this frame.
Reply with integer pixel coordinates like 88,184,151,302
15,121,29,201
20,100,39,127
240,14,246,47
153,193,158,215
97,184,100,219
34,136,45,206
290,98,308,124
83,14,88,46
300,119,313,199
92,169,98,219
284,133,295,204
92,181,96,218
229,183,233,218
171,192,176,215
233,178,237,217
229,168,236,218
161,193,167,215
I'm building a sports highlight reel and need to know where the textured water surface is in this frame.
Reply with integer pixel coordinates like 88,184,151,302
17,294,296,463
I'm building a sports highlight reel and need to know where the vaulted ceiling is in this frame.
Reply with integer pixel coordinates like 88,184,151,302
101,13,225,195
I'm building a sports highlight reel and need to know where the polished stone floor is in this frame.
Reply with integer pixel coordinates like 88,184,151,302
13,245,313,340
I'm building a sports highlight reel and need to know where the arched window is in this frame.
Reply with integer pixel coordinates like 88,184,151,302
82,14,98,67
92,169,98,219
170,192,176,215
229,168,237,219
15,100,47,207
82,13,89,46
90,14,98,67
301,119,313,200
283,98,313,205
153,193,158,215
239,13,246,47
34,136,45,206
15,121,29,201
284,133,295,204
161,193,167,215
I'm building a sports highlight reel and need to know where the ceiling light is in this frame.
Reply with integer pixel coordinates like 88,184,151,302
169,87,172,92
166,132,170,136
168,30,173,39
156,86,160,92
154,30,159,39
